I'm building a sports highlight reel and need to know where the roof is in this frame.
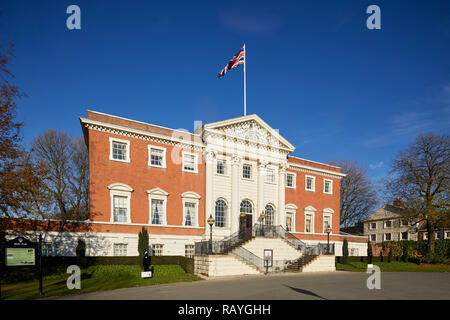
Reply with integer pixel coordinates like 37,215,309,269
363,204,404,222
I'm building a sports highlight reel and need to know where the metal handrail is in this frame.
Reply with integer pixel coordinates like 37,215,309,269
231,245,288,272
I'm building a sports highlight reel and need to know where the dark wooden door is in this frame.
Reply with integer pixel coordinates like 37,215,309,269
240,214,253,241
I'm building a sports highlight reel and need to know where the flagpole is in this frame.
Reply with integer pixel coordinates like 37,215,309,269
243,43,246,116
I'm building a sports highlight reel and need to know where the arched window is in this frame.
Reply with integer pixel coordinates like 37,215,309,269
265,204,275,226
215,200,227,228
240,200,253,214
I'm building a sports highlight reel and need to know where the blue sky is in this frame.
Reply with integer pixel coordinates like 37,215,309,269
1,0,449,185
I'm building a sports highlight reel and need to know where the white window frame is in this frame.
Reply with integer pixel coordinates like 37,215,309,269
370,234,377,242
216,158,228,176
152,244,164,256
305,175,316,192
265,168,275,184
182,151,198,173
323,179,333,195
401,231,409,240
114,243,128,256
286,172,296,189
108,183,133,224
322,208,333,233
304,206,316,233
181,191,201,227
185,244,194,258
370,222,377,230
286,211,295,232
242,163,252,180
384,220,393,229
400,219,409,227
109,137,130,163
148,145,167,168
215,198,228,228
147,188,169,226
285,203,298,232
384,233,392,241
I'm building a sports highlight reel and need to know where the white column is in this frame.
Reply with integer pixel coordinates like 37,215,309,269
257,160,267,219
230,155,241,235
278,163,287,228
204,150,215,238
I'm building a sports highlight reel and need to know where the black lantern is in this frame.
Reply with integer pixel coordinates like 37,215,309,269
325,226,332,254
207,215,215,254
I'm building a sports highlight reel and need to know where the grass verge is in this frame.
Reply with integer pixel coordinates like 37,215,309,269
2,264,201,300
336,261,450,272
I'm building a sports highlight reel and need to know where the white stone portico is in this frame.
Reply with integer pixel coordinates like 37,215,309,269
199,114,295,240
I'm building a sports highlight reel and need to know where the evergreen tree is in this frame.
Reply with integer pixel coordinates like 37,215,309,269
342,239,349,264
138,227,149,268
367,241,373,264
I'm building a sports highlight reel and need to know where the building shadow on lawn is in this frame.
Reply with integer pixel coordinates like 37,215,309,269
284,285,327,300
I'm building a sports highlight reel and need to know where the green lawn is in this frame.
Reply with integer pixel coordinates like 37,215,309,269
1,265,201,300
336,262,450,272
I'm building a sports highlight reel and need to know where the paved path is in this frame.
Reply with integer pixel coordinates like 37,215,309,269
54,272,450,300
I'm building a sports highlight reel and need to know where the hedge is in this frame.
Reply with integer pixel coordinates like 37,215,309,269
0,255,194,284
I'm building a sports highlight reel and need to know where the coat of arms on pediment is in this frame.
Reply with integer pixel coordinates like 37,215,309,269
203,114,295,151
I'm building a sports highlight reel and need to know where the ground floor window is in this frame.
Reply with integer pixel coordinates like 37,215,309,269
370,234,376,242
114,244,127,256
42,243,59,256
185,244,194,258
152,244,163,256
350,248,358,256
385,233,391,241
401,232,408,240
286,213,293,232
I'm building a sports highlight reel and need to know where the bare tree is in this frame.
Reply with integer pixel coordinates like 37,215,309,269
30,130,89,220
329,159,378,228
386,133,449,253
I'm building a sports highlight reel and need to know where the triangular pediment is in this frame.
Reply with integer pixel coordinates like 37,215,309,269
203,114,295,151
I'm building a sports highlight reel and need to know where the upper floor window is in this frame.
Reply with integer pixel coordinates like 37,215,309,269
151,199,165,225
182,152,198,173
264,204,275,226
286,173,296,188
305,214,313,233
266,168,275,183
323,215,331,233
109,137,130,163
370,222,377,230
215,199,227,228
148,146,166,168
384,220,392,228
108,183,133,224
217,159,226,175
400,219,409,227
113,195,128,223
243,164,252,179
183,202,196,226
305,175,315,191
324,179,333,194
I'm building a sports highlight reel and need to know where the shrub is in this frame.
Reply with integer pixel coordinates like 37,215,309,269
388,247,392,263
387,243,403,257
407,249,422,264
380,251,383,262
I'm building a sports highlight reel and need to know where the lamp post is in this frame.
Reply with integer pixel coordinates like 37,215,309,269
325,227,332,254
260,211,266,237
207,215,215,255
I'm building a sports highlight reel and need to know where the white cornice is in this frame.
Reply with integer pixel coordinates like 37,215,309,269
288,162,346,179
80,117,204,150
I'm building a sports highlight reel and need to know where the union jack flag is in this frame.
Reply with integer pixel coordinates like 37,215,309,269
218,45,245,78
